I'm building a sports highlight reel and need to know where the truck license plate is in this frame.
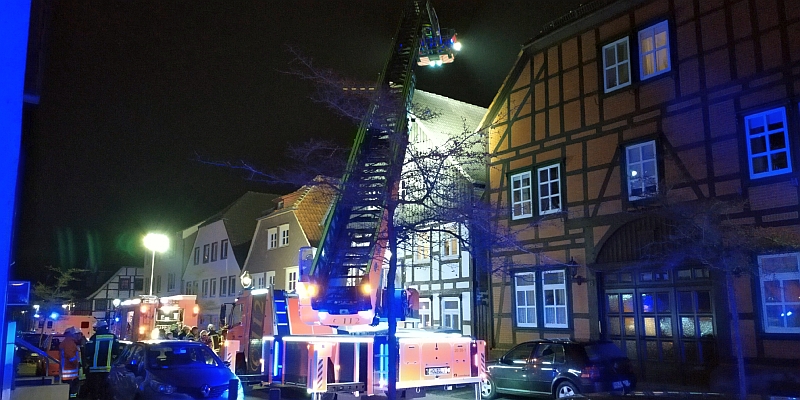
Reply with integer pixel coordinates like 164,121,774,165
425,367,450,376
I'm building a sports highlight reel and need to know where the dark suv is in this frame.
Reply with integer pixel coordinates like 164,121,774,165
481,340,636,399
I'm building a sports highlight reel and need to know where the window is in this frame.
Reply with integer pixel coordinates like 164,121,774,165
745,107,791,179
414,231,431,261
286,267,299,292
280,224,290,247
419,298,432,327
134,278,144,291
167,273,176,291
119,277,131,291
220,277,228,296
626,140,658,200
266,271,275,287
442,298,461,331
758,253,800,333
603,37,631,92
543,270,568,328
538,164,561,215
442,233,459,258
210,278,217,297
210,242,219,262
268,228,278,250
510,172,533,220
639,21,671,79
257,274,266,289
202,279,209,298
228,275,237,297
514,270,571,329
155,275,162,294
515,273,537,327
203,244,210,263
220,239,229,259
193,247,200,265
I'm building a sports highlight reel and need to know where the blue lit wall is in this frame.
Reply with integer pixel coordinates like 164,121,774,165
0,0,31,395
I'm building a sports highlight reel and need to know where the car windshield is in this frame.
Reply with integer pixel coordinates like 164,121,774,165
584,342,627,362
147,344,220,369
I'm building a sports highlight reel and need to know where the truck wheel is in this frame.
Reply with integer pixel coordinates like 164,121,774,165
480,375,497,399
555,381,578,398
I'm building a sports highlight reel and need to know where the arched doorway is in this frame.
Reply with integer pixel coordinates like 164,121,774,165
593,216,717,385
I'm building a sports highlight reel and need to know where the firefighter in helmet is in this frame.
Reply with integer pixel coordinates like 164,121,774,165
59,326,82,399
84,320,120,400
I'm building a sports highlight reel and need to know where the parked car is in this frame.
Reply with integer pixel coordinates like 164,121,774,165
481,340,636,399
108,340,244,400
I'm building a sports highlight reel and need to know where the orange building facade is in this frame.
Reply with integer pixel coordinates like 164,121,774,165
481,0,800,384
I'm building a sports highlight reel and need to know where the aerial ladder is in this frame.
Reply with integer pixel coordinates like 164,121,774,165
304,0,458,327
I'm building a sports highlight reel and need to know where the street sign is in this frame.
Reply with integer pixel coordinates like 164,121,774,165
7,281,30,305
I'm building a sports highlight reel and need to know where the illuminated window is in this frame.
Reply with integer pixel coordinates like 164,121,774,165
210,242,218,262
419,298,432,327
510,171,533,220
414,231,431,261
745,107,791,179
514,270,571,329
220,239,229,259
639,21,671,79
626,140,658,200
538,164,561,215
268,228,278,249
203,244,210,263
442,298,461,331
758,253,800,333
280,224,290,247
602,37,631,92
441,225,459,258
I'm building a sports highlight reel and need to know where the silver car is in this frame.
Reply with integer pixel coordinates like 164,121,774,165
108,340,244,400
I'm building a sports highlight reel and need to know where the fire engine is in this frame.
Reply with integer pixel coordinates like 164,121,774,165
222,1,486,398
112,294,199,341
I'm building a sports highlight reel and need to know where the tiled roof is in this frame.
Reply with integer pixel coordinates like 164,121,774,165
283,182,336,247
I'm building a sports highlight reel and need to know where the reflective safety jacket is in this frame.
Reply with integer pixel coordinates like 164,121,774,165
88,334,116,373
59,336,81,380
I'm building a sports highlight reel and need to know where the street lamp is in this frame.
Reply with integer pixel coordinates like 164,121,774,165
144,233,169,296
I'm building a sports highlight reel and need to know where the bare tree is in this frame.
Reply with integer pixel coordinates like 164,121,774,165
626,195,800,398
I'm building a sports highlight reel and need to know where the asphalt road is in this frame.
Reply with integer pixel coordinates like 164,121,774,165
244,385,484,400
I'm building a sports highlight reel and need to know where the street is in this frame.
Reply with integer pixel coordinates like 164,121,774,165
244,385,484,400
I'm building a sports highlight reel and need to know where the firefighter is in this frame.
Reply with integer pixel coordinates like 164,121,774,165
85,320,119,400
59,327,81,399
207,324,221,354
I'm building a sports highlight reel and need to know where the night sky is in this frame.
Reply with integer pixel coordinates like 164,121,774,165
13,0,585,286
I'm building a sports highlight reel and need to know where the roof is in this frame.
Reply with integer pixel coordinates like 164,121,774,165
200,191,280,246
272,181,336,247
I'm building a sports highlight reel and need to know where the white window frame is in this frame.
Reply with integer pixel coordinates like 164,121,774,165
442,297,461,331
510,171,533,220
626,140,658,200
758,253,800,334
639,20,671,79
193,247,200,265
268,228,278,249
220,239,229,259
745,107,792,179
210,242,218,262
418,298,432,327
602,37,631,93
514,272,537,328
228,275,236,296
543,270,568,328
441,225,459,259
210,278,217,297
286,267,299,292
537,164,562,215
279,224,290,247
220,277,228,297
414,231,431,261
266,271,276,287
167,273,176,291
202,279,209,298
203,244,210,263
257,274,266,289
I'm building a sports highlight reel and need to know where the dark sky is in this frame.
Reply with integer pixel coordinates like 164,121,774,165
14,0,585,284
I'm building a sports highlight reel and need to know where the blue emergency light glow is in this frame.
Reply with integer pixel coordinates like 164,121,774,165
49,312,59,320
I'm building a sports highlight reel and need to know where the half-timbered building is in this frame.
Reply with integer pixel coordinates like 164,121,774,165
480,0,800,386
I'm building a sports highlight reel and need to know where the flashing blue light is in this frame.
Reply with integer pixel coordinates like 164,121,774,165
114,317,120,322
49,312,59,320
33,314,40,318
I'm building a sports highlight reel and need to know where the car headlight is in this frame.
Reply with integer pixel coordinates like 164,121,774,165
149,379,176,394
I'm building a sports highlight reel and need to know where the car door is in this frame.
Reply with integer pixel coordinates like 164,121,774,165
110,344,144,400
528,343,566,394
488,342,536,392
